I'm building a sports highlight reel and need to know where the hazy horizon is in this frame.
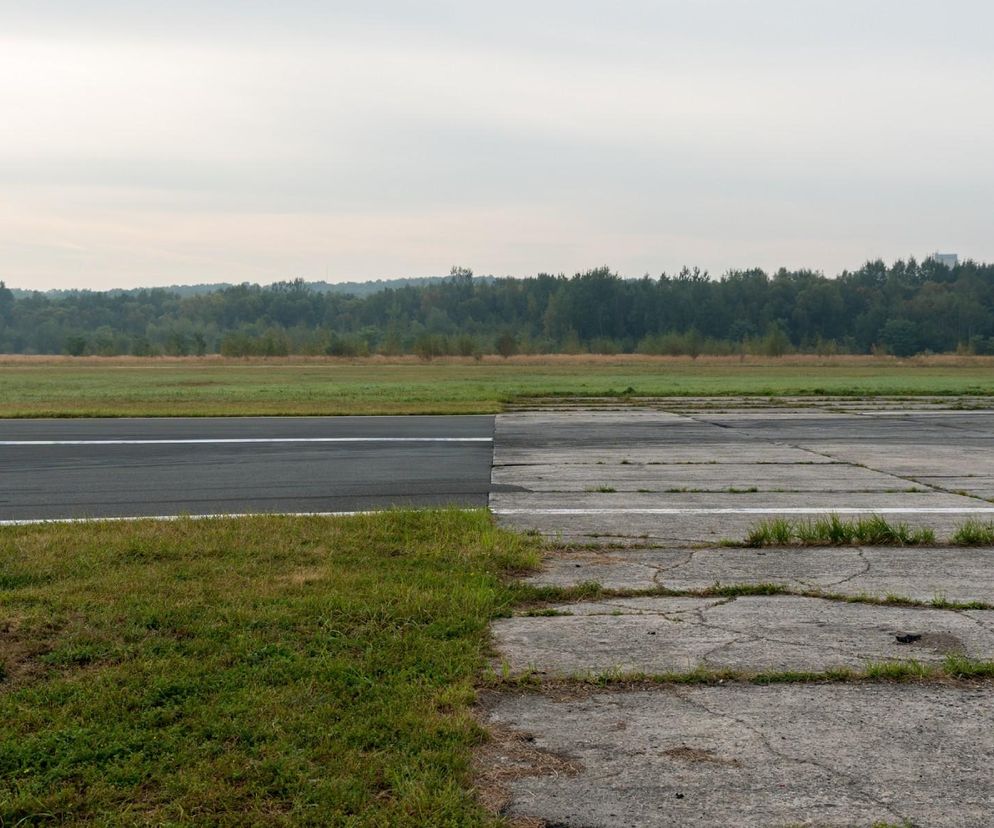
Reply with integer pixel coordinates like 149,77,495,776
2,254,977,296
3,1,991,291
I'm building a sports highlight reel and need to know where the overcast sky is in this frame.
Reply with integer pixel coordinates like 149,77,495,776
2,1,992,290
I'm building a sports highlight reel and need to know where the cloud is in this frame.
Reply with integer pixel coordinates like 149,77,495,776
1,1,992,288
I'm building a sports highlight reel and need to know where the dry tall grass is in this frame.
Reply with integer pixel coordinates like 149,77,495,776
3,353,993,368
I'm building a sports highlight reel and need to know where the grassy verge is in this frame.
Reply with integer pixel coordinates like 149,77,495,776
0,510,539,825
741,515,936,547
2,355,994,417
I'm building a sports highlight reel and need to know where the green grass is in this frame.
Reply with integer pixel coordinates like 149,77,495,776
0,510,539,825
951,521,994,546
3,355,994,417
744,514,936,547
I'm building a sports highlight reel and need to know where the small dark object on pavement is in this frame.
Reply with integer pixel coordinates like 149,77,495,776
896,633,923,644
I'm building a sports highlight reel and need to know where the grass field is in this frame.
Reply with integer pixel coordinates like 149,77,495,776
0,511,539,826
2,354,994,417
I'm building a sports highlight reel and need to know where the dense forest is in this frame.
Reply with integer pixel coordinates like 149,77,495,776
1,259,992,358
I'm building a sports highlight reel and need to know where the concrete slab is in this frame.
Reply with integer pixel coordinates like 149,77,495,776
798,443,994,479
494,509,980,547
493,461,914,492
494,445,836,465
492,409,831,467
491,488,991,545
491,408,994,543
493,595,994,674
528,546,994,604
493,491,984,511
482,684,994,827
484,404,994,827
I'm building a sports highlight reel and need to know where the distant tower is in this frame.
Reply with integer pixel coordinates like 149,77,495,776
933,252,959,269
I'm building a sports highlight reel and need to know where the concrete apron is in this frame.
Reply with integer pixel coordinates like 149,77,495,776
482,403,994,827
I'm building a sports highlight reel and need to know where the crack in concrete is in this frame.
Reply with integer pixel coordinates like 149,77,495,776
786,442,994,505
655,548,860,594
575,598,727,620
649,549,696,577
687,599,829,662
957,611,994,636
698,634,754,664
818,548,873,589
670,688,912,825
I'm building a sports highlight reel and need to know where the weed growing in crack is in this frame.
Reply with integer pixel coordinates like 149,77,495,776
513,577,993,611
745,518,793,546
944,654,994,679
490,658,994,690
744,514,934,547
752,667,857,685
521,608,574,617
708,582,792,597
951,521,994,546
864,660,931,681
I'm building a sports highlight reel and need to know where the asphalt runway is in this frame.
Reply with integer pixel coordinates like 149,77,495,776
0,416,495,522
8,405,994,526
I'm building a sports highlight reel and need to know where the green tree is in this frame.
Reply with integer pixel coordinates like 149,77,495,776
760,323,790,357
64,335,87,356
495,332,518,358
880,319,922,357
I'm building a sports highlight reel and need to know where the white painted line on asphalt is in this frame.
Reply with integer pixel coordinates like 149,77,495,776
6,505,994,528
494,507,994,515
0,511,377,526
0,437,492,446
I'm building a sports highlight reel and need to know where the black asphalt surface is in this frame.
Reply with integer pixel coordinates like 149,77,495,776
0,416,495,521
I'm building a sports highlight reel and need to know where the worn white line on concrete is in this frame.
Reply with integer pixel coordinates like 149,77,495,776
494,507,994,515
0,437,492,446
856,410,994,416
0,511,377,527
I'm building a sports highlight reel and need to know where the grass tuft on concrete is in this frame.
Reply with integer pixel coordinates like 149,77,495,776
744,514,935,547
488,657,994,690
0,510,538,826
510,580,993,611
951,521,994,546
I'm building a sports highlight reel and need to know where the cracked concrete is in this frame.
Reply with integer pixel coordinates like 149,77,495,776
482,401,994,826
491,407,994,544
527,545,994,604
494,595,994,675
492,461,909,492
483,684,994,827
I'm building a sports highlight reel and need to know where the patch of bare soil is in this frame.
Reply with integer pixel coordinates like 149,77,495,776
473,707,582,825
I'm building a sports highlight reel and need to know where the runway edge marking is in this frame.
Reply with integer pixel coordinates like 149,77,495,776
0,511,377,526
0,437,493,446
493,507,994,515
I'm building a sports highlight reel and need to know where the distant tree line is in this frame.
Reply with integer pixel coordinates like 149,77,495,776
1,259,993,358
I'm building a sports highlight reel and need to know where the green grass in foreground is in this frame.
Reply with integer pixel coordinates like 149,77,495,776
743,514,936,547
3,355,994,417
0,511,539,826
